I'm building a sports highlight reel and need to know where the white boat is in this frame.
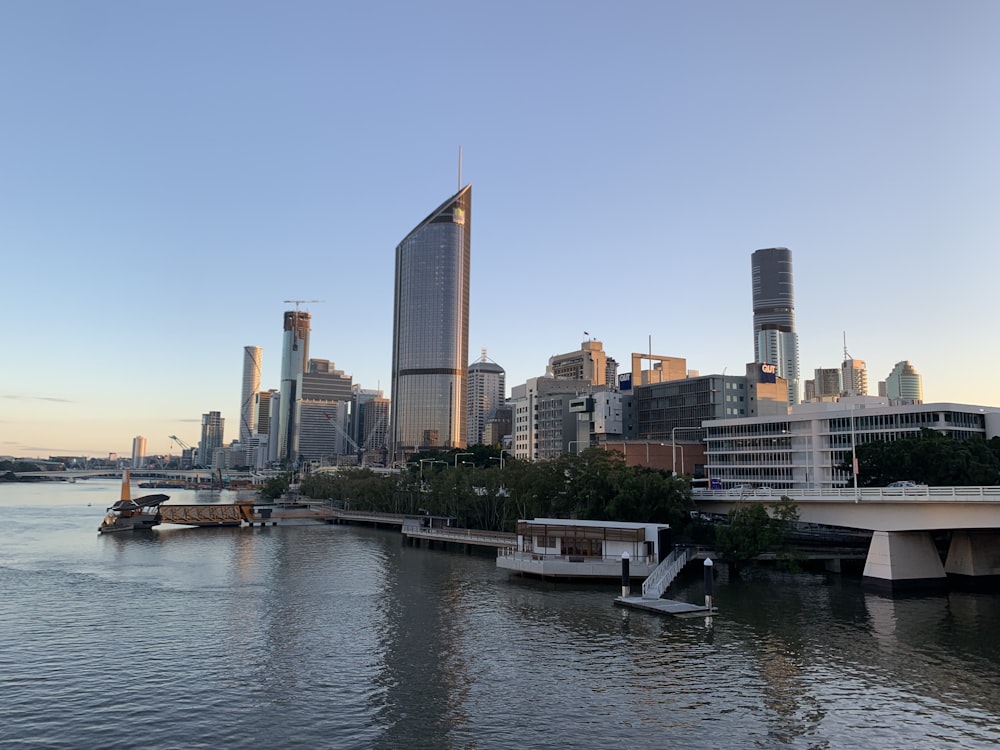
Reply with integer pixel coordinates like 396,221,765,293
97,471,169,533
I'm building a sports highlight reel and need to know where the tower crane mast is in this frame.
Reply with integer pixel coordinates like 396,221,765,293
283,299,325,311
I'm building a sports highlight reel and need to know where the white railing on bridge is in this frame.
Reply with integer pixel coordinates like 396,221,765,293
641,546,695,600
404,525,516,546
694,486,1000,502
329,508,420,525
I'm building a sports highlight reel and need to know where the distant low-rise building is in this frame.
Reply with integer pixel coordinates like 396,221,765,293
879,360,923,403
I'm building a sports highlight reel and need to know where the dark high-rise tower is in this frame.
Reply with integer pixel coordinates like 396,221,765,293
390,185,471,459
751,247,800,404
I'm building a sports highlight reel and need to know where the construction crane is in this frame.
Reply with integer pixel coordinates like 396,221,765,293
360,410,389,453
283,300,324,353
323,412,365,466
283,299,325,311
168,435,193,451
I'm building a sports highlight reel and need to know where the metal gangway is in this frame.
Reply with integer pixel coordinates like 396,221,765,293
159,504,248,526
641,546,695,600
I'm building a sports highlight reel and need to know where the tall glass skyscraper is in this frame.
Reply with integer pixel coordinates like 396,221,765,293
390,184,471,459
199,411,225,468
751,247,800,404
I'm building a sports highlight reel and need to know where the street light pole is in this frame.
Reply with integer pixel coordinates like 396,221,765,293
455,452,473,468
671,426,703,477
418,458,445,481
567,441,583,455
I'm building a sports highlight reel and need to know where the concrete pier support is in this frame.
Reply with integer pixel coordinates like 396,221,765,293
863,531,947,592
945,531,1000,585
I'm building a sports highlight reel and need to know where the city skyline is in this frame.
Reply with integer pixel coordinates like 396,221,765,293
3,2,1000,457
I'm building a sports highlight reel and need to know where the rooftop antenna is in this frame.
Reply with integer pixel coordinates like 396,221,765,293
843,331,851,361
458,145,462,191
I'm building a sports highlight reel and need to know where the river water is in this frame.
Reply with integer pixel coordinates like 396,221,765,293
2,481,999,749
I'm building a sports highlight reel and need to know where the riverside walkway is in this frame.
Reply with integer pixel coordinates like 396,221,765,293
326,508,516,548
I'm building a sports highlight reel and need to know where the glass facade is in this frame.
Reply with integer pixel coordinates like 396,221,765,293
634,374,734,439
752,247,800,404
705,404,992,490
390,185,471,457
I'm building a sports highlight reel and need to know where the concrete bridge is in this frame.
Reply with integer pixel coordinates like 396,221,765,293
9,468,264,482
695,486,1000,590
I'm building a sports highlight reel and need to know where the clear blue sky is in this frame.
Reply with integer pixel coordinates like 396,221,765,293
3,1,999,458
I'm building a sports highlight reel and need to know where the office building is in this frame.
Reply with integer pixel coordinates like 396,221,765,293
751,247,800,404
390,185,471,459
804,368,842,402
131,435,146,469
298,401,348,464
199,411,225,469
510,376,609,461
240,346,263,443
483,405,513,448
302,359,353,402
880,361,923,402
841,357,868,397
705,397,1000,490
298,359,354,463
266,391,281,464
630,363,787,441
255,389,277,437
549,340,610,385
605,357,620,390
277,309,311,463
353,389,390,464
468,351,505,446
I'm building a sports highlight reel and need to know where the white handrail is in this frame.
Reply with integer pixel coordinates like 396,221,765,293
641,547,694,600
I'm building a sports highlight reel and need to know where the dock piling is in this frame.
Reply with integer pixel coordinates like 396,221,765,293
704,558,714,612
621,552,631,598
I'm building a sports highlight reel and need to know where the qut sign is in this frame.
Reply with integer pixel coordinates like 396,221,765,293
759,363,777,383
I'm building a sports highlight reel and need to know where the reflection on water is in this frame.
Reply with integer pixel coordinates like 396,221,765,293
1,482,999,749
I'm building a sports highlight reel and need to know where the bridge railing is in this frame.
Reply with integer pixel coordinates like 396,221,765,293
694,486,1000,501
405,526,516,546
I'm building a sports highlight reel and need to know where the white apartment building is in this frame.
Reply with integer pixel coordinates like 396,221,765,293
705,397,1000,491
841,357,868,396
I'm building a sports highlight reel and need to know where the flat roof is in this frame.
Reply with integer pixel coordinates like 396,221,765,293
522,518,668,530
